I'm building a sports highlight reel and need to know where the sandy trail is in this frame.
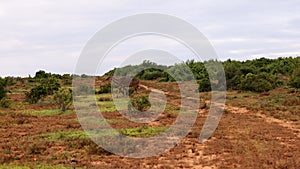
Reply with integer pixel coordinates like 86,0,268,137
225,105,300,138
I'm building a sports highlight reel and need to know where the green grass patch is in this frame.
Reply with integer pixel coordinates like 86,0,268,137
96,93,112,100
97,100,128,113
40,130,89,141
40,126,169,141
98,101,115,107
8,89,28,94
165,104,180,114
99,105,117,113
23,109,73,116
119,126,168,137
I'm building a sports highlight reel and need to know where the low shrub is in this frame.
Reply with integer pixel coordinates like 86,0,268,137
239,73,276,93
53,88,72,112
4,76,16,86
289,68,300,89
0,98,11,108
0,79,7,100
25,78,60,103
73,85,94,95
25,85,48,103
130,95,151,111
98,83,111,94
128,87,135,96
198,78,212,92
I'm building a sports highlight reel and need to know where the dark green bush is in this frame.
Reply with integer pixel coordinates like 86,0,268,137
53,88,72,112
0,79,6,100
34,70,50,79
97,83,111,94
130,95,151,111
0,98,11,108
25,85,47,103
38,78,60,95
289,68,300,89
4,77,16,86
34,70,62,79
28,76,35,83
198,78,212,92
25,78,61,103
62,74,72,85
140,70,163,80
128,87,135,96
239,73,275,92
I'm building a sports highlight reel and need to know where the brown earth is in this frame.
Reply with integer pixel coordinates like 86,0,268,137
0,80,299,168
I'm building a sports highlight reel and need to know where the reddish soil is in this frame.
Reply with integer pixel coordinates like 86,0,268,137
0,81,299,168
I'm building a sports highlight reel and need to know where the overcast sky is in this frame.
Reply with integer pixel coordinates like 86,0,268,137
1,0,300,77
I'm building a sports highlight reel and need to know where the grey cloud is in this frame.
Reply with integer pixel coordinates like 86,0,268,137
1,0,300,76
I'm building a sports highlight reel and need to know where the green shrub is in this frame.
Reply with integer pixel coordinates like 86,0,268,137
98,83,111,94
228,75,242,90
25,85,47,103
34,70,62,79
0,79,6,100
140,70,163,80
53,88,72,112
198,78,212,92
4,76,16,86
289,68,300,89
130,95,151,111
239,73,275,92
38,78,60,95
128,87,135,96
25,78,60,103
61,74,72,85
28,77,35,83
74,85,94,95
34,70,50,79
0,98,11,108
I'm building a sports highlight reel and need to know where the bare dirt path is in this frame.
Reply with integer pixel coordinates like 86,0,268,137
139,84,171,95
225,105,300,138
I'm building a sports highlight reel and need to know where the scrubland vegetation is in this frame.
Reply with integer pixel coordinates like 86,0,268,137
0,57,299,168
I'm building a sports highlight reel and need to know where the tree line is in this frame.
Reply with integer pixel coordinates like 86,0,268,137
106,57,300,92
0,57,299,109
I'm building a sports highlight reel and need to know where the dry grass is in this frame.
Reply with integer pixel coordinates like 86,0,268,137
0,81,299,168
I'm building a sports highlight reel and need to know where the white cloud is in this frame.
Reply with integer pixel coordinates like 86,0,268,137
252,52,300,58
0,39,24,51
